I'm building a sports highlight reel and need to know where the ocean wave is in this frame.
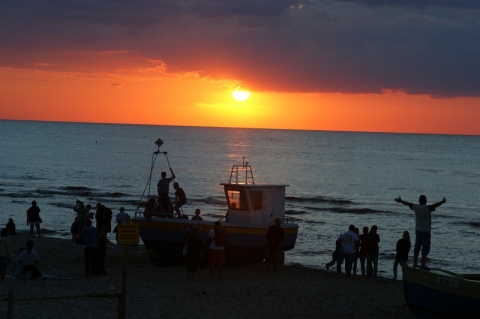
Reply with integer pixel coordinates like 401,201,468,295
286,195,353,205
0,192,53,199
467,221,480,229
205,196,227,205
285,209,307,215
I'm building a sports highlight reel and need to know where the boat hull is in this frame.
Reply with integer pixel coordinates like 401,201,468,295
403,265,480,318
133,218,298,266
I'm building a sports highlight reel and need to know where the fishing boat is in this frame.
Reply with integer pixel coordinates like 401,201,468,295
131,139,299,266
402,264,480,318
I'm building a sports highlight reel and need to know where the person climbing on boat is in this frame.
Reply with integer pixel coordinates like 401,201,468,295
157,168,175,213
173,182,187,216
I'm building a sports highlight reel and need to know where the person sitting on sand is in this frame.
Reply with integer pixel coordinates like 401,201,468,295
6,218,16,236
18,240,42,280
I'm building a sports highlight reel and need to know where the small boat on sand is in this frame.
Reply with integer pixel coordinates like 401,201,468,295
131,142,299,266
402,264,480,318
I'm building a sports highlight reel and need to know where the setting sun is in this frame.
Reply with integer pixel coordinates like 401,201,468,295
232,90,250,102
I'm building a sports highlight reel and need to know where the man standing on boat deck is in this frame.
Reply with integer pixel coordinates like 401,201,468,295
157,168,175,213
394,195,446,270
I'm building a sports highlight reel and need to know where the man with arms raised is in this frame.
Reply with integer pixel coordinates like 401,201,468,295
394,195,446,270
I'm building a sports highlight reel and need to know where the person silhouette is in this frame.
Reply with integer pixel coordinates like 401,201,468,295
395,195,446,270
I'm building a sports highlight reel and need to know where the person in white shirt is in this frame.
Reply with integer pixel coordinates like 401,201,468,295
341,224,359,277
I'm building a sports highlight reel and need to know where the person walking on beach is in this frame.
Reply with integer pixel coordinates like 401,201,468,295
325,234,343,273
157,169,175,212
207,221,227,280
393,230,411,280
0,229,13,283
394,195,446,270
26,200,42,237
366,225,380,278
82,219,99,277
341,225,359,277
185,227,203,280
359,226,369,276
266,218,284,271
173,182,187,216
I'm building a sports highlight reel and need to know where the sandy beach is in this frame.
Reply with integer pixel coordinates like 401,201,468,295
1,234,414,319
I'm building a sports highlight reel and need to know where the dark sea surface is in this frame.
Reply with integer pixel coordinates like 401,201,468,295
1,120,479,277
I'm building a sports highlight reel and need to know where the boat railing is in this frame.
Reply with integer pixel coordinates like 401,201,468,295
282,217,295,224
228,157,255,184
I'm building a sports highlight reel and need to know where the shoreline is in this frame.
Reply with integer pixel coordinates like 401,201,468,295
1,234,414,318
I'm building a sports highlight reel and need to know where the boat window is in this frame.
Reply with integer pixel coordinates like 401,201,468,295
227,190,248,210
250,190,263,210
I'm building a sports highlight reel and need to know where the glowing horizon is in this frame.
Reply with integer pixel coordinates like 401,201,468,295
1,1,479,136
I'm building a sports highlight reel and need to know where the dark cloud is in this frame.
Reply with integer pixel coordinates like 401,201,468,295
1,0,479,98
333,0,480,9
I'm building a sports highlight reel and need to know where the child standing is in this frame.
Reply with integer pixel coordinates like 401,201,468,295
393,230,411,279
71,218,81,245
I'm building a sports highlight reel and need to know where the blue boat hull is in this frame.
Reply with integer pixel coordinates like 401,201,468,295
403,265,480,318
404,281,479,318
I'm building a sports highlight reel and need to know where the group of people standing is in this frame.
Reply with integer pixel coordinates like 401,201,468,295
326,194,446,279
326,224,382,278
183,217,285,280
72,200,116,277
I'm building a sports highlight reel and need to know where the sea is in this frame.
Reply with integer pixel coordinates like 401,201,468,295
1,120,479,277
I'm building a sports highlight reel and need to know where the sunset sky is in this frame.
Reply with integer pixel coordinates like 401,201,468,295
1,0,479,135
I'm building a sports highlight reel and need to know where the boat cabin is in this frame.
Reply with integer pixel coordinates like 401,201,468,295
221,161,288,227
